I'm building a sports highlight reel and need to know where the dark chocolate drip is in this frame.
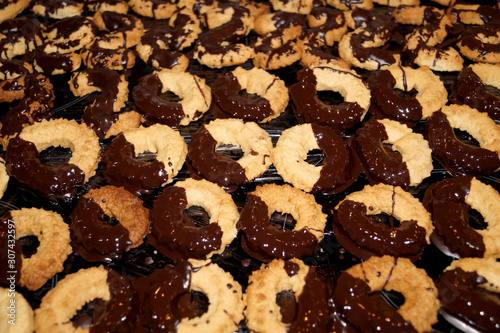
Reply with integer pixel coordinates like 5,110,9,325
333,273,417,332
101,134,169,196
436,268,500,333
0,212,22,288
367,70,423,125
0,16,43,57
353,120,411,188
31,0,82,16
289,68,366,133
45,16,98,52
460,23,500,59
333,200,428,259
148,186,223,262
425,111,500,177
6,138,85,200
187,125,247,187
237,194,320,262
34,47,77,74
82,42,135,69
0,59,31,78
70,197,132,262
310,123,361,194
132,73,185,128
301,7,345,46
210,72,275,122
450,67,500,121
422,177,486,258
284,261,300,277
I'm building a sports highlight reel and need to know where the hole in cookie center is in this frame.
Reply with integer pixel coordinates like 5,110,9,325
453,129,480,148
135,150,157,163
380,290,405,310
38,146,72,166
370,212,401,228
306,148,325,166
184,205,210,227
317,90,344,106
173,290,210,320
239,89,261,100
469,208,488,230
394,88,418,99
102,214,120,227
216,143,243,160
71,299,102,329
163,91,182,103
270,211,297,231
20,235,40,259
276,290,297,324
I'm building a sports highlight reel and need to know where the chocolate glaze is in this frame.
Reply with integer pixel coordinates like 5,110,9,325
0,16,43,57
423,177,486,258
237,194,320,262
101,134,169,196
0,74,55,138
310,123,362,194
333,270,418,332
0,59,31,78
45,16,98,52
34,47,78,75
6,138,86,200
31,0,81,16
461,23,500,59
367,69,423,125
450,67,500,122
99,11,137,41
133,73,185,128
82,43,135,69
210,72,275,122
74,68,122,138
0,212,22,288
301,7,345,46
425,111,500,177
148,186,223,262
353,119,411,188
289,67,366,133
436,268,500,333
70,196,132,262
187,125,247,188
333,200,428,260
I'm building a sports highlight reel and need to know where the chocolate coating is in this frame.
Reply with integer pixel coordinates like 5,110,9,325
289,67,366,133
70,197,132,262
333,200,428,260
353,120,411,188
0,16,43,58
6,138,86,200
148,186,223,262
238,194,320,262
436,267,500,333
187,125,247,188
301,7,345,46
425,111,500,177
101,134,169,196
423,177,486,258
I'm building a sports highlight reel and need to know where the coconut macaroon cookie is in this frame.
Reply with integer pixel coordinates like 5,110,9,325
333,256,440,333
272,123,362,194
187,119,273,190
238,183,327,262
5,118,100,200
435,257,500,333
101,124,187,195
245,258,331,333
133,68,211,128
289,64,371,133
148,178,239,266
333,183,434,261
353,118,433,188
210,66,289,123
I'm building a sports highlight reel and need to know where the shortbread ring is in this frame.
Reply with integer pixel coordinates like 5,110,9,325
0,288,33,333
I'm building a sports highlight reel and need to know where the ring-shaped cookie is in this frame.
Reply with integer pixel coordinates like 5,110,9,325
0,59,33,81
211,66,289,123
326,0,373,11
0,158,8,198
272,123,362,194
270,0,320,14
187,119,273,190
0,0,30,23
30,0,84,19
0,288,33,333
368,64,448,124
353,118,433,188
128,0,177,19
6,118,101,200
423,177,500,259
1,208,72,291
238,183,327,262
86,0,129,14
425,104,500,177
41,16,98,55
458,24,500,64
70,185,150,262
245,259,331,333
133,68,211,128
148,178,239,266
102,124,187,195
290,65,371,133
92,10,144,49
301,6,347,47
333,255,439,333
436,257,500,333
333,183,434,260
0,16,43,60
450,63,500,121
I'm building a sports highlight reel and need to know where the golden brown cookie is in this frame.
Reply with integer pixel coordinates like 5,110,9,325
0,288,34,333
